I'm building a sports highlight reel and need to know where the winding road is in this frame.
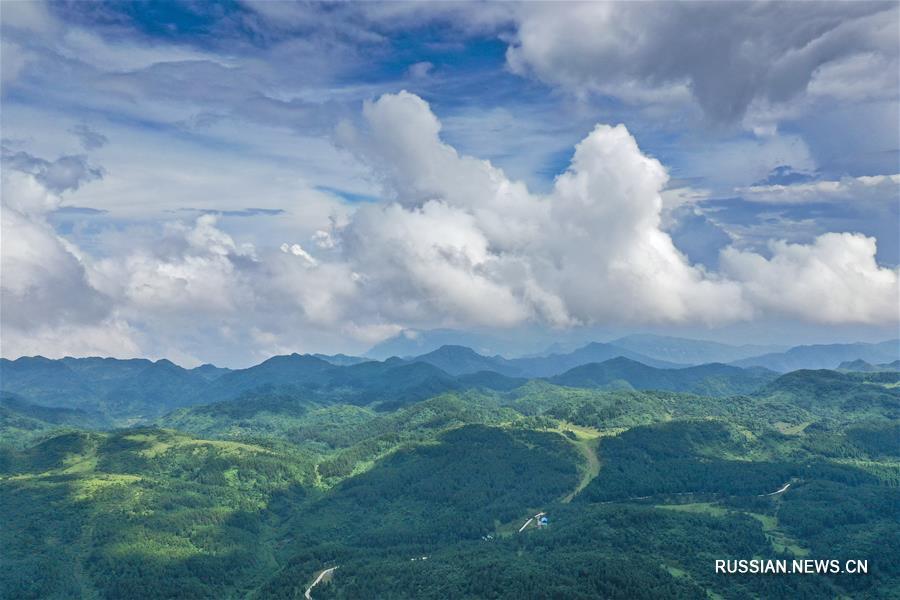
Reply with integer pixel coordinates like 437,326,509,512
761,482,791,496
305,566,338,600
518,512,545,533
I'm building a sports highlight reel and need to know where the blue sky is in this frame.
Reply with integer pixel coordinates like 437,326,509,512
2,1,898,366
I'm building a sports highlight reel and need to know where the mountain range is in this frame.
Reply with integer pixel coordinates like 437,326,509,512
2,335,899,599
3,335,897,427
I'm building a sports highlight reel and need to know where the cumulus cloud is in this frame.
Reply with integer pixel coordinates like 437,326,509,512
505,2,898,123
721,233,899,323
2,92,897,366
337,92,897,327
0,170,129,357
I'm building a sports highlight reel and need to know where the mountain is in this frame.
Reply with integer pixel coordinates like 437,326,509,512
0,393,106,447
755,369,900,412
0,357,98,408
311,353,372,366
189,363,231,380
838,359,900,372
409,345,521,376
196,354,467,410
407,342,678,378
366,329,501,359
548,357,778,396
508,342,681,376
609,334,786,365
197,353,338,402
733,339,900,371
97,359,210,418
4,355,899,599
0,356,211,420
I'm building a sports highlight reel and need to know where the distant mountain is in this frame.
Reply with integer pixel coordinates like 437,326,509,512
508,342,681,377
409,345,521,376
196,354,465,410
609,334,785,365
733,340,900,372
189,363,231,381
838,359,900,372
0,393,104,428
312,353,372,366
365,328,554,360
549,357,778,396
198,354,338,402
367,329,499,359
0,356,211,420
756,369,900,411
408,342,676,378
99,359,210,418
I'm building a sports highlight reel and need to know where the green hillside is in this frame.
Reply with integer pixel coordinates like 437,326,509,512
1,357,898,598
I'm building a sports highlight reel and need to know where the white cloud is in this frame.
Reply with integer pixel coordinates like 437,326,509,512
504,2,898,123
312,229,336,249
0,171,131,356
722,233,899,324
0,319,141,361
407,61,433,79
280,242,318,267
2,92,897,366
738,174,900,205
340,92,746,327
337,92,897,328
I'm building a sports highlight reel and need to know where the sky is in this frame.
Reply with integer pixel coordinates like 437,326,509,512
1,0,899,367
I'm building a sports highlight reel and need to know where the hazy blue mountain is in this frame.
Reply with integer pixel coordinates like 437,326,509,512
609,334,786,365
756,369,900,412
198,354,338,403
0,393,105,428
409,345,521,376
365,328,555,359
549,357,778,396
195,353,464,409
408,342,676,377
189,363,231,380
838,359,900,372
59,356,154,382
733,339,900,371
456,370,528,391
508,342,680,376
0,357,211,420
366,329,500,359
0,357,97,407
98,359,211,418
311,353,372,366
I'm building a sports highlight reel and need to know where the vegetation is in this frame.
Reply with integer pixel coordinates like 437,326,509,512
1,352,898,598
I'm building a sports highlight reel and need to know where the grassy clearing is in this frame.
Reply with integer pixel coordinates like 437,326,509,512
71,474,142,501
657,503,810,557
126,431,274,458
655,502,728,517
562,437,600,503
774,421,813,436
746,512,810,557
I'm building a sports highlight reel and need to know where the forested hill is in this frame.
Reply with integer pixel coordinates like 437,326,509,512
548,357,778,396
2,358,898,599
4,337,897,426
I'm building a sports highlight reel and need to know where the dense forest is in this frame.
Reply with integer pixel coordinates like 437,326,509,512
1,347,898,598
